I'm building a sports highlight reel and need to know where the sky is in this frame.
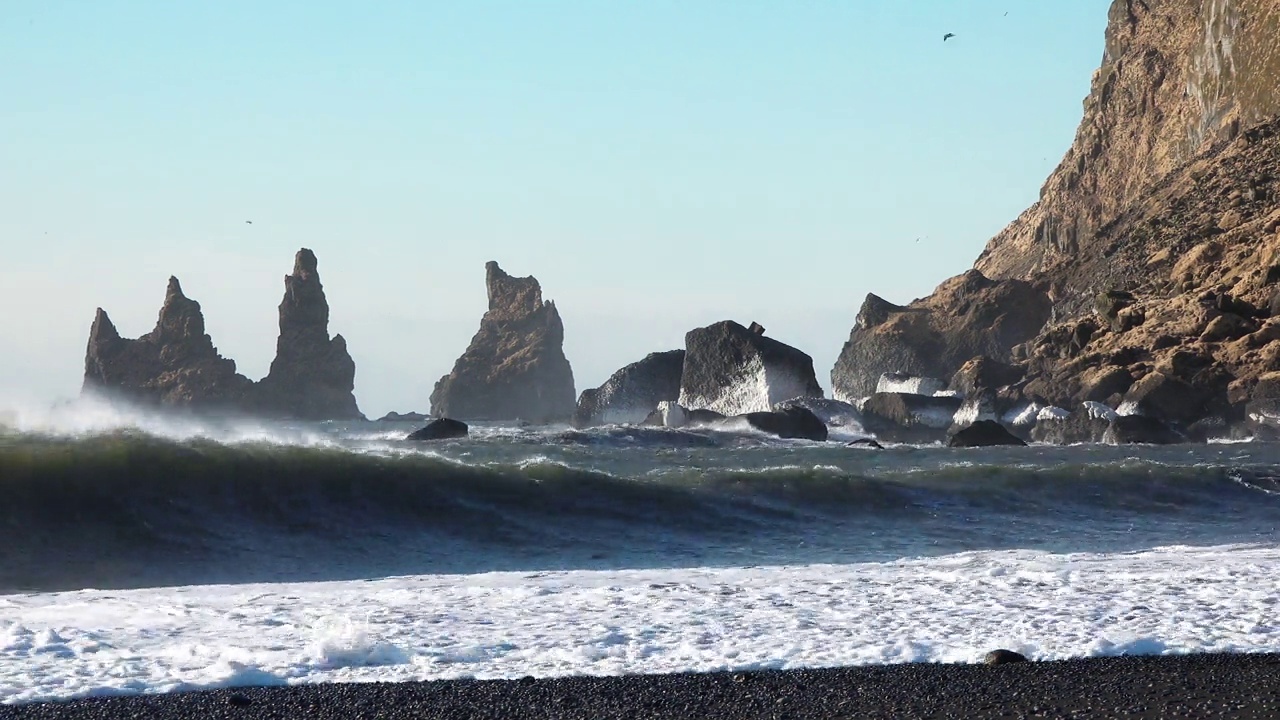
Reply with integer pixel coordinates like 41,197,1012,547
0,1,1112,418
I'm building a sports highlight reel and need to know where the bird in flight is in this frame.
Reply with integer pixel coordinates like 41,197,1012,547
245,220,253,224
943,32,956,41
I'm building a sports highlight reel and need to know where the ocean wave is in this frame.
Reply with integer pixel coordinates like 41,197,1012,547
3,429,1279,593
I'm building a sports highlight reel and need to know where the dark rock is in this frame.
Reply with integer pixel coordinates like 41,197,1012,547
772,397,862,428
430,262,576,423
406,418,469,441
748,322,766,335
948,420,1027,447
846,437,885,449
830,271,1051,401
949,356,1025,398
227,693,253,707
736,406,828,441
253,249,363,420
983,649,1028,665
377,411,429,423
572,350,684,428
860,392,963,444
1185,416,1231,443
82,277,253,409
1103,415,1183,444
678,320,823,415
1095,290,1136,332
1122,370,1229,426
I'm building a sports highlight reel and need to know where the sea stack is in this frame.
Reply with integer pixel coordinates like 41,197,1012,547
429,261,576,423
678,320,823,416
83,277,252,408
253,248,363,420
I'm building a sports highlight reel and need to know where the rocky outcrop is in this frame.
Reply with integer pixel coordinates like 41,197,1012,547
430,262,576,423
83,277,253,409
573,350,684,427
860,392,964,444
736,407,829,441
833,0,1280,439
679,321,823,415
253,249,362,420
378,411,429,422
830,271,1052,401
948,420,1027,448
407,418,469,441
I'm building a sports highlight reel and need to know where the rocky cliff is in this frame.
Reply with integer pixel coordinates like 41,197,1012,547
430,262,577,423
834,0,1280,431
83,277,253,409
254,248,362,420
573,350,685,427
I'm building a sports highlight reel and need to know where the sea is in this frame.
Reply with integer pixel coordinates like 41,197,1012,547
2,398,1280,705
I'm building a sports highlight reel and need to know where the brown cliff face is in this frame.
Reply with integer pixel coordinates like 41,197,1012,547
977,0,1280,281
83,277,252,408
429,262,576,423
833,0,1280,429
254,248,363,420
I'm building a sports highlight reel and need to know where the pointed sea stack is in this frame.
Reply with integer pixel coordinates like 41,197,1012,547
83,277,252,408
430,261,576,423
253,248,363,420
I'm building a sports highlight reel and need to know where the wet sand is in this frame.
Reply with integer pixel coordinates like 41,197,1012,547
4,653,1280,719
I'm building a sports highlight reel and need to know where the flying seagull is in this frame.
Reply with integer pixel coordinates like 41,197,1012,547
245,220,253,224
943,32,956,41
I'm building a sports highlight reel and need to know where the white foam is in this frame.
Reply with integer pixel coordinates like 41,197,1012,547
1036,405,1071,422
1082,401,1119,422
6,543,1279,705
875,374,945,397
1003,403,1045,427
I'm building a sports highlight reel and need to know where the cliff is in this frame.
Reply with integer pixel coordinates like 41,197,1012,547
429,262,577,423
833,0,1280,428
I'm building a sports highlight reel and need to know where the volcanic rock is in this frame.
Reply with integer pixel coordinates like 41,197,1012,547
253,249,362,420
406,418,469,441
833,1,1280,433
948,420,1027,448
82,277,253,409
572,350,684,428
1031,403,1116,445
830,271,1052,401
736,406,828,441
1103,415,1183,445
678,320,823,416
860,392,963,444
430,262,576,424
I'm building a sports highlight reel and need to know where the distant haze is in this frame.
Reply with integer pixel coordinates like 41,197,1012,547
0,1,1110,417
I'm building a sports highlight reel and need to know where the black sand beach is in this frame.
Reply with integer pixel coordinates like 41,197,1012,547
5,653,1280,720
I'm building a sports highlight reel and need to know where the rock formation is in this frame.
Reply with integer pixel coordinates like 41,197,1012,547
83,277,253,409
833,0,1280,440
430,262,576,423
830,271,1052,402
406,418,469,441
573,350,684,427
254,249,362,420
678,320,823,416
948,420,1027,448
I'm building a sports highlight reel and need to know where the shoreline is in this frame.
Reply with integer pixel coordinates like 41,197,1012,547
6,653,1280,719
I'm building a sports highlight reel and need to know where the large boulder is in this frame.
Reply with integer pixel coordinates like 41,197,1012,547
572,350,684,427
736,406,828,441
1103,415,1183,445
407,418,469,441
82,277,253,409
830,271,1051,402
860,392,963,444
252,249,363,420
949,356,1025,399
948,420,1027,448
430,262,576,424
677,321,823,416
772,397,863,429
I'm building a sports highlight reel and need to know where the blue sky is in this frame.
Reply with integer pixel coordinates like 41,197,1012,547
0,1,1111,416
